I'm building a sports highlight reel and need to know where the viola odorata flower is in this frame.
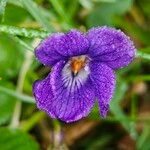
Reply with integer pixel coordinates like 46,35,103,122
33,27,136,123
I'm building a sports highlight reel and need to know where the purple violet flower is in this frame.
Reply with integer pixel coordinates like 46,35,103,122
33,26,136,123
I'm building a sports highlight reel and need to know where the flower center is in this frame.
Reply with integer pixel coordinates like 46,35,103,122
70,56,87,76
62,55,90,91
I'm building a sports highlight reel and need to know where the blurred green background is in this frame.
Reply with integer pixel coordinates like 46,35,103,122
0,0,150,150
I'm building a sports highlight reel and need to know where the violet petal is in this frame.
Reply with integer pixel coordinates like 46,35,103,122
33,74,56,118
49,61,95,122
35,30,89,67
90,61,116,117
87,26,136,69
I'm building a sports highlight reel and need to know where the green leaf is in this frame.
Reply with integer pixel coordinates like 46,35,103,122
21,0,54,32
68,0,78,18
0,95,15,125
110,75,138,139
87,134,112,150
8,0,56,21
114,17,150,46
0,34,24,78
0,127,40,150
3,3,29,25
0,82,16,125
87,0,133,27
137,125,150,150
110,76,128,126
137,0,150,18
0,25,49,38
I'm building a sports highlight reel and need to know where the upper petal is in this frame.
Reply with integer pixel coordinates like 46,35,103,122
90,62,116,117
35,33,66,66
55,30,89,57
87,26,136,69
35,30,89,66
49,60,95,122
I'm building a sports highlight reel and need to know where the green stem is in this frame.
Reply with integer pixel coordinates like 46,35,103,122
10,51,33,128
130,95,138,139
52,120,62,149
0,25,49,38
136,51,150,60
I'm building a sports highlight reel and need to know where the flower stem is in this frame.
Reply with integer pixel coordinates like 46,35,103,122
136,51,150,60
50,120,63,150
10,51,33,128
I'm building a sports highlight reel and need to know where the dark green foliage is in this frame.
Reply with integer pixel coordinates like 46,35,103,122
0,128,40,150
0,0,150,149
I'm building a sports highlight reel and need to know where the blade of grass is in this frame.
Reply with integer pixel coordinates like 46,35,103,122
137,124,150,150
127,75,150,82
130,95,138,140
49,0,73,27
110,76,138,139
8,0,56,20
0,25,49,38
110,81,129,129
20,111,45,132
8,0,22,7
21,0,55,32
10,50,33,128
0,86,35,103
68,0,79,18
13,36,34,52
115,17,150,46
